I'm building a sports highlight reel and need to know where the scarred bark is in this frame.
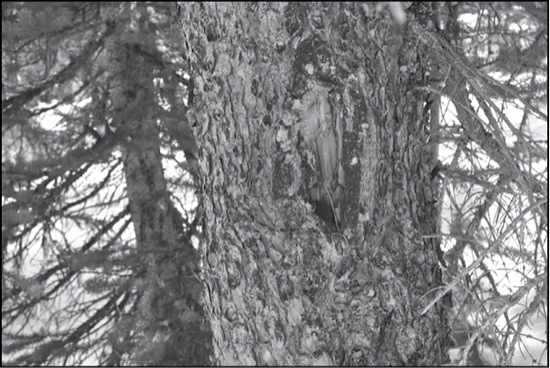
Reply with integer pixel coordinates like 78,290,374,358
177,2,451,365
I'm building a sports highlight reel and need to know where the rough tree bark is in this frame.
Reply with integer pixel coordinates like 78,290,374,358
176,2,451,365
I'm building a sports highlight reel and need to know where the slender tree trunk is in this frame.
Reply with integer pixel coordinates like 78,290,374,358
111,5,212,365
177,2,451,365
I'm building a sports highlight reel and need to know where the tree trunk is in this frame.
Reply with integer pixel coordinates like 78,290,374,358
111,5,212,365
177,2,451,365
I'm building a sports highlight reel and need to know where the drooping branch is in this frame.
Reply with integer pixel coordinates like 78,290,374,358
2,20,117,118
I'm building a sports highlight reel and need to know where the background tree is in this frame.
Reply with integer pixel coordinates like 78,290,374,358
3,2,210,365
